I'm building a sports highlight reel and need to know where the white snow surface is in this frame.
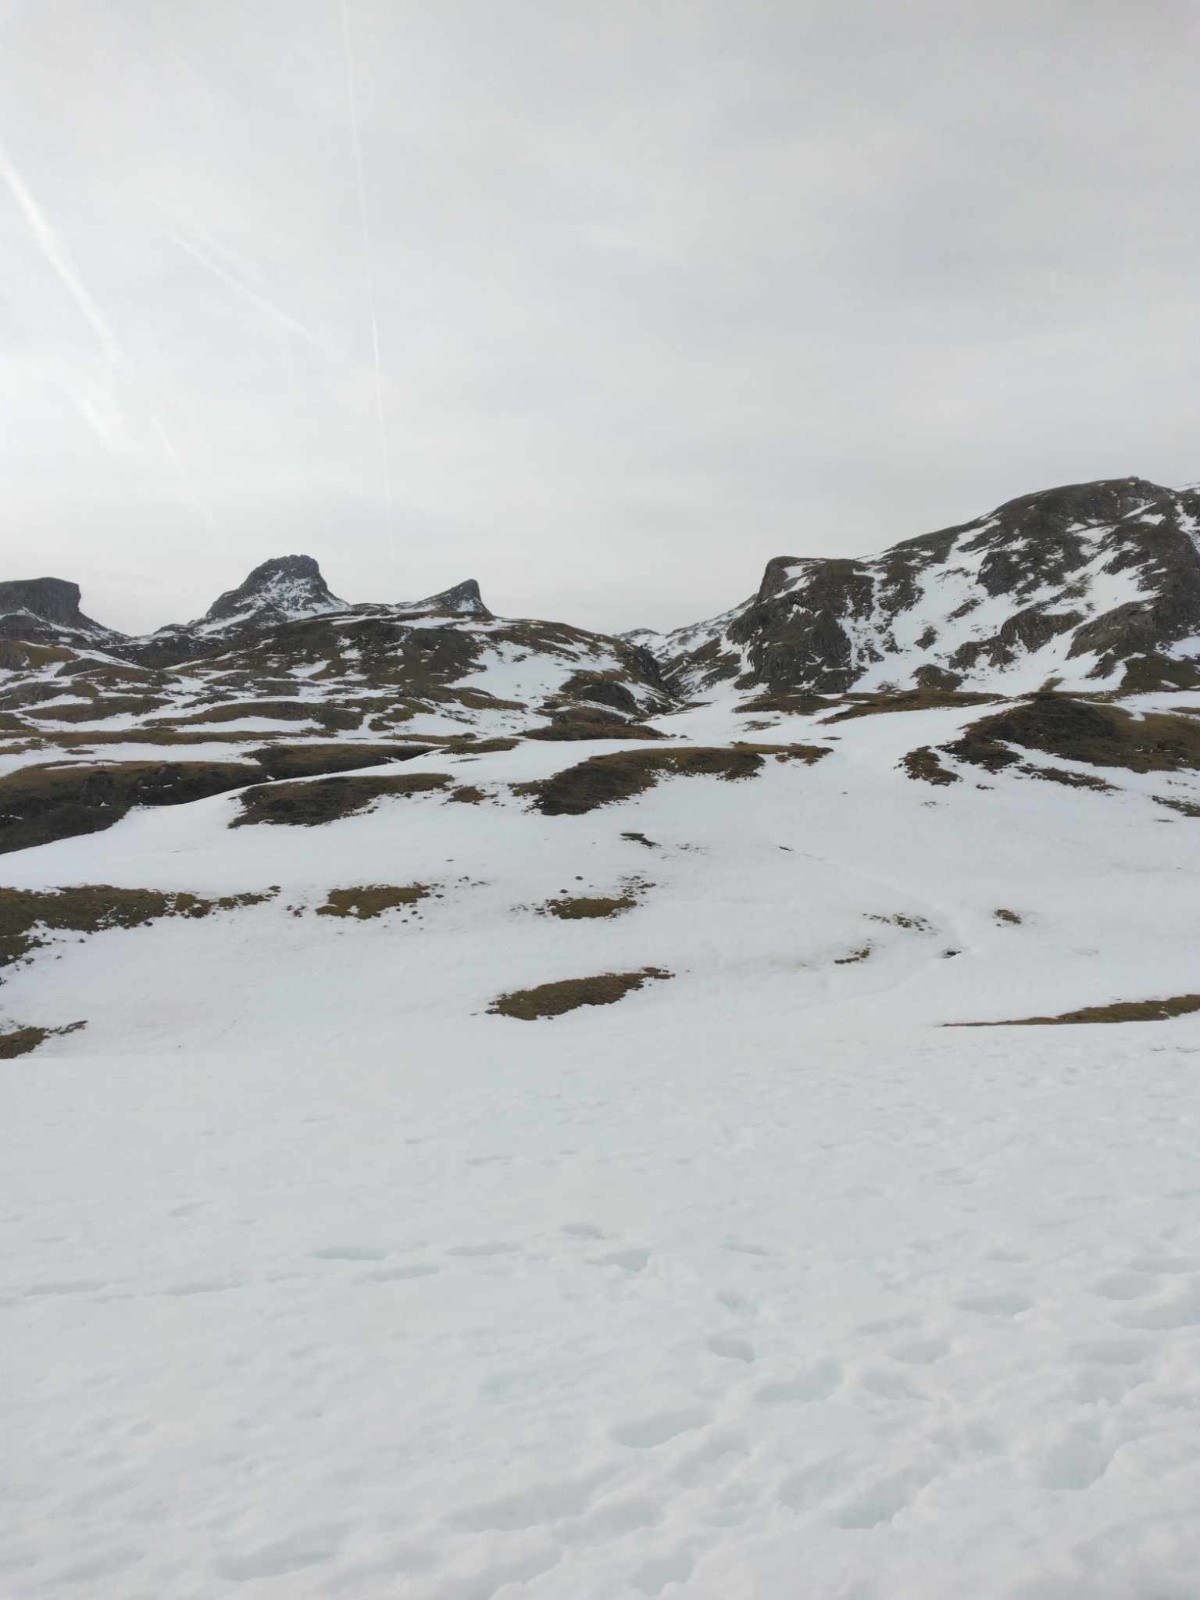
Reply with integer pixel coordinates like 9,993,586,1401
3,702,1200,1599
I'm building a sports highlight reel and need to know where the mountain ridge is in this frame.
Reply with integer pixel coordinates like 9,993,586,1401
2,475,1199,694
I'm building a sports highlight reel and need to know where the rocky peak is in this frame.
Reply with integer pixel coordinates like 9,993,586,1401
396,578,492,619
0,577,122,647
201,555,344,632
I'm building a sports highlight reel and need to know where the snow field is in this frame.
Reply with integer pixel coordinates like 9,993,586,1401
1,703,1199,1597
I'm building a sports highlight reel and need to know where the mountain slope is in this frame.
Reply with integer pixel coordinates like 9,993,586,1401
656,477,1200,696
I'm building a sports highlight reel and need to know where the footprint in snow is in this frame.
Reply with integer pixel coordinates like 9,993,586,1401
955,1290,1032,1316
368,1264,440,1282
590,1247,650,1274
610,1407,710,1449
754,1358,841,1404
707,1334,756,1363
888,1336,949,1365
311,1246,387,1262
447,1242,520,1258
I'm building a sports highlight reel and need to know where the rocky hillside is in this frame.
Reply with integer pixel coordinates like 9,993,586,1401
651,477,1200,696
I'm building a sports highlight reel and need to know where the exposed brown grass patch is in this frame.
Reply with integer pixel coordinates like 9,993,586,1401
737,691,833,716
447,785,487,805
527,714,666,741
823,690,998,724
946,696,1200,776
488,966,673,1020
950,994,1200,1027
0,760,262,854
152,699,362,731
1154,795,1200,818
316,884,429,919
900,747,960,786
513,743,828,817
994,908,1023,925
231,771,449,827
0,1020,86,1058
538,892,638,920
0,885,273,971
250,742,433,781
834,945,873,965
1017,762,1114,792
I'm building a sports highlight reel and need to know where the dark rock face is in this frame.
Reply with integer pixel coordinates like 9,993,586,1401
661,477,1200,695
0,578,122,647
410,579,492,619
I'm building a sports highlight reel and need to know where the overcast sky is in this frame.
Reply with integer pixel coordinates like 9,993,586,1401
1,0,1197,635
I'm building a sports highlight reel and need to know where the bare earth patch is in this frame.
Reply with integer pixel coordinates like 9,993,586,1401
950,995,1200,1027
488,967,673,1020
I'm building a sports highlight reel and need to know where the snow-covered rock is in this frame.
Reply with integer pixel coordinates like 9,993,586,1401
657,477,1200,696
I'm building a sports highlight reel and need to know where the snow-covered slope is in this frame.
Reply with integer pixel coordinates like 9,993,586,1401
3,483,1200,1597
3,690,1200,1598
657,477,1200,697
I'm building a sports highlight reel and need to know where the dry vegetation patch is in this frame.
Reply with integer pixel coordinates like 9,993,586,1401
951,994,1200,1027
823,690,998,724
527,714,666,742
900,747,960,786
0,1020,86,1058
737,691,833,716
250,742,433,781
488,967,673,1020
153,699,362,731
231,771,450,827
0,885,273,971
0,760,262,854
834,945,873,965
538,891,639,920
316,885,430,919
947,695,1200,776
23,695,169,723
513,743,828,817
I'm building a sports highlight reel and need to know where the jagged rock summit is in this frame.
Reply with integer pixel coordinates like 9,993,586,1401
654,476,1200,697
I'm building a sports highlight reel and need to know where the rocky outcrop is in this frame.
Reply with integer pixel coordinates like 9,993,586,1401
656,477,1200,696
0,578,125,650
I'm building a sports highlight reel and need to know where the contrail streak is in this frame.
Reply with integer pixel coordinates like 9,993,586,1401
0,140,121,362
0,138,218,526
164,223,333,354
339,0,394,528
150,414,218,530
